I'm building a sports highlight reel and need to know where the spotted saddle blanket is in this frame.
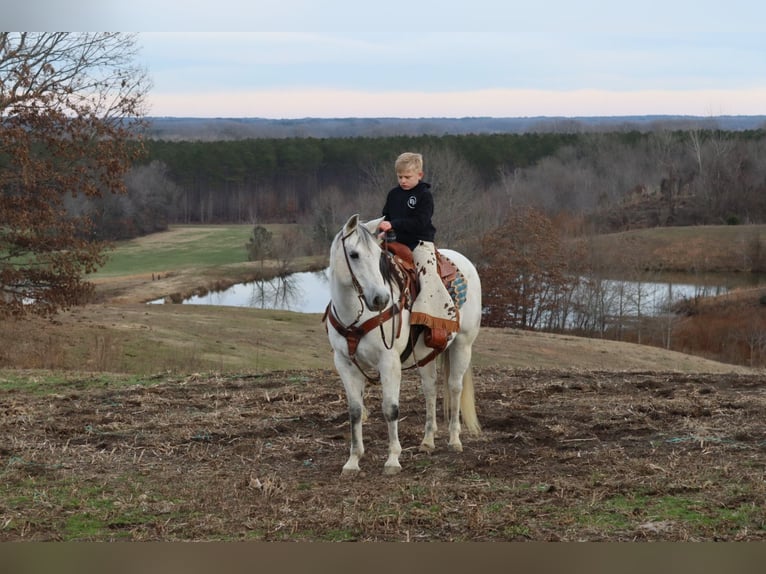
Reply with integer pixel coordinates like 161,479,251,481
383,241,468,310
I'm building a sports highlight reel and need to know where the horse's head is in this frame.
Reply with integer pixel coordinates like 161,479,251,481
330,214,391,312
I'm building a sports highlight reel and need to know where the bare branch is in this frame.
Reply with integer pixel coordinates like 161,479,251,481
0,32,150,317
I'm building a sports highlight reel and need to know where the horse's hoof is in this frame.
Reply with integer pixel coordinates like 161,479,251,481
419,442,435,453
341,466,360,476
383,465,402,476
448,442,463,453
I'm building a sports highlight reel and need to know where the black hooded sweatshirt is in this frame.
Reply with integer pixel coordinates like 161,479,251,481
381,181,436,250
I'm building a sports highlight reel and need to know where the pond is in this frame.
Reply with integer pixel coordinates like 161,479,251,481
148,268,766,317
148,269,331,314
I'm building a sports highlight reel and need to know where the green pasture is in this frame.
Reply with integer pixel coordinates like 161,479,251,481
93,224,257,277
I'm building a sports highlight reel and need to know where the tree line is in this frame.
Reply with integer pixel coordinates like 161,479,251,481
129,133,573,226
117,129,766,242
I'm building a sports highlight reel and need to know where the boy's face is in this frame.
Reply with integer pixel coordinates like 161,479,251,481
397,168,423,191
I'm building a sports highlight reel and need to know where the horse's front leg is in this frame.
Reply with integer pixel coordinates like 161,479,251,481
418,360,438,452
379,356,402,475
337,360,366,475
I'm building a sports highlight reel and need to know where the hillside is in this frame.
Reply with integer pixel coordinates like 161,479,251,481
0,303,752,375
2,363,765,541
146,115,766,140
579,224,766,274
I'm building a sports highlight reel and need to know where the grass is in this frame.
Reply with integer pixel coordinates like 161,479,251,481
95,224,256,277
3,460,759,542
3,213,766,546
582,223,766,273
89,223,325,305
0,301,750,379
0,302,338,382
0,477,151,541
2,365,765,542
0,370,147,394
578,493,764,536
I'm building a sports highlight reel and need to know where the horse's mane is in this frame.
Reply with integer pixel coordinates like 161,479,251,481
379,248,394,284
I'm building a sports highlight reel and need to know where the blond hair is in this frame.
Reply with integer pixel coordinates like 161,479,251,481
395,152,423,174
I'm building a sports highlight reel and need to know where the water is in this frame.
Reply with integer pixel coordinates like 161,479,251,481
149,269,331,313
148,268,764,316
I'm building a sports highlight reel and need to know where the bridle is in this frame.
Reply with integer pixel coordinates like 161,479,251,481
339,226,383,328
323,227,409,382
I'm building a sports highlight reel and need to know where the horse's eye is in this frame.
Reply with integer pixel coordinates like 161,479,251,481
349,252,359,260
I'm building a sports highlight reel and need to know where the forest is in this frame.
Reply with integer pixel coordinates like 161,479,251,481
105,128,766,244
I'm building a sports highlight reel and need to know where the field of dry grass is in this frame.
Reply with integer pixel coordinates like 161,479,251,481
580,224,766,273
0,302,754,375
2,366,765,542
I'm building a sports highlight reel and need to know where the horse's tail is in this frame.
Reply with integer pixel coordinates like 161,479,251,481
460,367,481,435
441,352,481,436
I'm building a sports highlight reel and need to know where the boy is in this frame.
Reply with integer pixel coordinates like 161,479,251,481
378,152,459,350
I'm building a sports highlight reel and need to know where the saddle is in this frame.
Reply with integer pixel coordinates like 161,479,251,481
383,241,461,352
383,241,458,300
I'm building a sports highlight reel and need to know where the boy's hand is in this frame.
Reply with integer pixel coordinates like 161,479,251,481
377,220,392,240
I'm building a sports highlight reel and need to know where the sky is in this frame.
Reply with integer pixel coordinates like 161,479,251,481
6,0,766,118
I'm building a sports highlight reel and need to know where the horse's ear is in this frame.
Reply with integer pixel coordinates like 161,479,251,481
364,216,385,235
343,214,360,234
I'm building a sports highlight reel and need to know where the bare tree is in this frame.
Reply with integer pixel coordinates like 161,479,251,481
481,207,577,329
307,186,351,248
359,148,492,255
739,313,766,368
246,225,274,270
422,146,489,252
0,32,150,316
688,129,704,176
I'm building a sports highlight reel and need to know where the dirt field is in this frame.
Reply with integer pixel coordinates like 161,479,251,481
2,366,765,541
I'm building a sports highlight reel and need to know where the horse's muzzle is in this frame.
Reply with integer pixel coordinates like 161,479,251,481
366,290,390,312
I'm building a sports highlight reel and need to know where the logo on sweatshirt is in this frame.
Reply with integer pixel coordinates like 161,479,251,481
407,195,417,209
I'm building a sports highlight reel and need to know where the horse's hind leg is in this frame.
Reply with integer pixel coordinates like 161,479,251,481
445,341,473,452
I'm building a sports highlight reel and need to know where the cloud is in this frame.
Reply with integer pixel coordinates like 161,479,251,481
138,29,765,94
7,1,764,118
147,87,766,119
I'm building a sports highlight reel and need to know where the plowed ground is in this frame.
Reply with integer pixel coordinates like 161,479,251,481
2,368,765,541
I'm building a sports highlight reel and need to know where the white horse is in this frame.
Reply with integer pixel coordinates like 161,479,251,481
324,214,482,475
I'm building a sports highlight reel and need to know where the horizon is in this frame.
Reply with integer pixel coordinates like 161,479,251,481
146,113,765,119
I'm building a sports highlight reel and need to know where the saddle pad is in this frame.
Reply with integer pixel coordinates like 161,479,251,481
446,268,468,309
